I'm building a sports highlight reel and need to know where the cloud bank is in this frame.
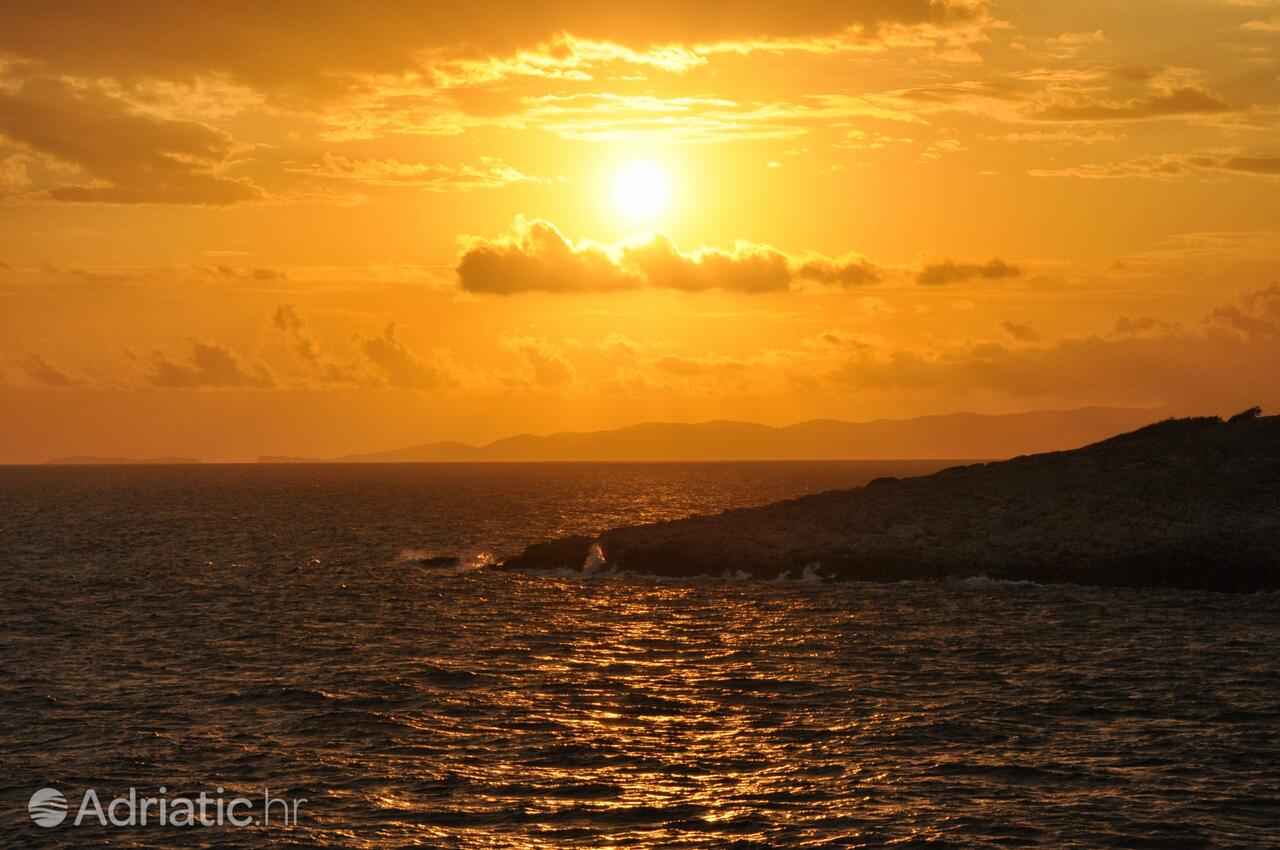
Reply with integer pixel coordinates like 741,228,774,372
147,340,276,388
0,2,990,97
0,76,263,204
916,258,1020,286
456,218,905,295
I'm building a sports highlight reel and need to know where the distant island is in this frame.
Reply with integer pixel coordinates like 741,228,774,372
258,406,1167,464
45,456,202,465
501,409,1280,592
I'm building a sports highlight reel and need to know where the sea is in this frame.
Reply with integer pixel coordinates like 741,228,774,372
1,462,1277,848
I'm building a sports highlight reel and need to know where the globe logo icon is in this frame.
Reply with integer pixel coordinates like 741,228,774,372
28,788,68,827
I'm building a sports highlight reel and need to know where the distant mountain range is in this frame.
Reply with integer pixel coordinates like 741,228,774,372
259,406,1171,464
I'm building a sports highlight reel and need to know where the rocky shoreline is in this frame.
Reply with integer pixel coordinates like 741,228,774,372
499,410,1280,592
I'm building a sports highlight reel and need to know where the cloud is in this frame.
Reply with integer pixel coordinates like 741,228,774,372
213,265,288,281
513,92,812,144
1029,86,1234,122
601,351,756,396
795,255,882,287
503,335,576,387
0,3,992,99
10,353,84,387
583,285,1280,407
653,353,750,376
916,257,1020,285
1029,152,1280,180
1130,230,1280,264
817,285,1280,407
147,339,276,388
1001,320,1040,342
357,323,454,389
272,303,309,335
620,235,792,293
457,218,894,295
457,219,640,294
272,304,364,385
1242,16,1280,32
0,6,1001,146
1222,155,1280,176
0,153,33,192
1048,30,1106,46
860,65,1253,130
985,129,1120,144
270,305,470,390
596,332,675,362
1111,316,1172,336
813,329,882,350
1210,284,1280,337
508,90,936,144
0,77,263,204
459,221,1033,295
920,138,966,161
878,80,1025,108
290,153,544,191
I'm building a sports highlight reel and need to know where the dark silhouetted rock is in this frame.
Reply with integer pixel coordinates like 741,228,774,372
500,411,1280,592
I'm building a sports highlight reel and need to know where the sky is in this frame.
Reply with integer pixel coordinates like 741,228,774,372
0,1,1277,462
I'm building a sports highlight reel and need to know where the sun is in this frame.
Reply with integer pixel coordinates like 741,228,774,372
612,162,669,221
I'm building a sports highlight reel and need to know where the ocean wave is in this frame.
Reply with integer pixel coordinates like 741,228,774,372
399,548,496,571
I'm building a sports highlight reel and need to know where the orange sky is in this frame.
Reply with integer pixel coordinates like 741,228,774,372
1,1,1278,461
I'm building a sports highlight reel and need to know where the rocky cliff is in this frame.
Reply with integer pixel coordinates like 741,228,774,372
500,410,1280,592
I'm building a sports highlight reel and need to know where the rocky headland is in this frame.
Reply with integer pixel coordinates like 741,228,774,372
499,410,1280,592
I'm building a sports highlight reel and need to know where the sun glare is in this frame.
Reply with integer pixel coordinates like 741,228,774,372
612,162,669,221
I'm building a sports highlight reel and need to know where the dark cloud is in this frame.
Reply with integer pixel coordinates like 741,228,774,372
459,221,1028,295
456,219,798,295
503,336,576,387
0,77,263,204
214,265,287,280
457,219,639,294
1031,152,1280,180
0,2,989,97
272,304,462,389
358,323,451,389
1211,284,1280,337
12,353,83,387
1001,320,1040,342
272,304,305,334
1221,156,1280,176
917,257,1020,286
147,339,276,388
812,329,876,351
795,256,882,287
1031,86,1234,122
272,304,362,385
